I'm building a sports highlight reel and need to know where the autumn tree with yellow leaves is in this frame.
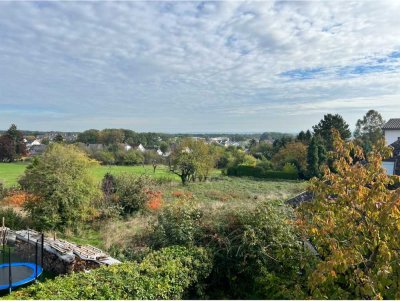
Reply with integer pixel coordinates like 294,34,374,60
298,129,400,299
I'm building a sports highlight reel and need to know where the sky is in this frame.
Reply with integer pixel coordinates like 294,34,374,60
1,1,400,133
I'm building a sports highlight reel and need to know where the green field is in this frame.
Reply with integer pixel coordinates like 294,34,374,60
0,162,198,187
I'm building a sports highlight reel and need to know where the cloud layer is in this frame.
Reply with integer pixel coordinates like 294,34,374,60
0,1,400,132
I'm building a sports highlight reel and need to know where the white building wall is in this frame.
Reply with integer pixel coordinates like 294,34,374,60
382,162,395,175
385,129,400,145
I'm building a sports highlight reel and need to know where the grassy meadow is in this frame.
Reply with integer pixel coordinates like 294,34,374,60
0,162,185,187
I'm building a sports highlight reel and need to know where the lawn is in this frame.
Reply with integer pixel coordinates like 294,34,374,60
0,162,188,187
0,162,28,188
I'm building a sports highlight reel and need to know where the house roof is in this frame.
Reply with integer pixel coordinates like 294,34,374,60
382,119,400,130
390,139,400,156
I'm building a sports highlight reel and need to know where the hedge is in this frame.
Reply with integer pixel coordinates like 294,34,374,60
9,246,212,300
226,165,298,180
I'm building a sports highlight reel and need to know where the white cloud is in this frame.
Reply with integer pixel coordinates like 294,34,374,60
0,1,399,132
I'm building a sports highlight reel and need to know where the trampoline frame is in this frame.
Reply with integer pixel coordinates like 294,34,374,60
0,262,43,290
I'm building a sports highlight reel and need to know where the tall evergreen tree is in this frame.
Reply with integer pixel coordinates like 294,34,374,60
307,136,326,178
313,114,351,150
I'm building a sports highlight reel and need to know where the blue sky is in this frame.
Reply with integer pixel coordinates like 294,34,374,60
1,1,400,133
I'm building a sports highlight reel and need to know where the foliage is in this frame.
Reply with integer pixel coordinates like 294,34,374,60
143,150,164,173
77,128,170,148
159,141,169,155
113,174,154,216
145,190,163,211
298,129,400,299
9,246,213,300
0,134,16,162
19,144,100,231
0,207,29,230
354,109,385,154
251,141,275,160
77,129,100,144
306,135,327,178
226,165,298,180
170,138,217,184
2,190,32,207
0,124,27,162
151,198,202,248
313,114,351,150
272,141,307,175
206,201,310,299
297,130,312,144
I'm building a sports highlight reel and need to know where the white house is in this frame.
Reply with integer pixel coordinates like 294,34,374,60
382,119,400,175
137,144,146,152
124,144,132,151
382,119,400,145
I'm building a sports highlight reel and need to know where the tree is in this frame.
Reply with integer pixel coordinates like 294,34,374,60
312,114,351,150
0,134,16,162
354,110,385,154
248,138,258,150
298,130,400,299
5,124,27,158
144,150,163,173
159,141,169,155
170,139,216,184
297,130,312,144
100,129,124,145
306,136,327,178
272,142,307,176
53,134,64,143
19,144,100,231
77,129,100,144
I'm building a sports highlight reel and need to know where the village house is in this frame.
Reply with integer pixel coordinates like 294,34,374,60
382,118,400,175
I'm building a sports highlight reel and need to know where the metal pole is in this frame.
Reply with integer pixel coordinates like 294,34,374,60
2,242,4,264
35,241,38,280
8,247,12,294
27,228,30,244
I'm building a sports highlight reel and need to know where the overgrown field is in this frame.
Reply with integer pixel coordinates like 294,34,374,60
69,177,306,250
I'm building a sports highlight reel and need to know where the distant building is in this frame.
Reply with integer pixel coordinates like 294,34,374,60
124,144,132,151
137,144,146,152
30,144,47,156
382,119,400,175
86,144,104,151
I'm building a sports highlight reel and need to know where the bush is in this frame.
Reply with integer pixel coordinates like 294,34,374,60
20,144,100,231
114,174,153,216
9,246,213,300
205,201,310,299
226,165,298,180
263,170,298,180
0,207,29,230
0,181,4,199
151,199,202,248
149,199,309,299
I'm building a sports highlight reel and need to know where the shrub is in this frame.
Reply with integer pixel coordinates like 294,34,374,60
145,190,163,211
20,144,100,231
2,191,32,207
113,174,153,216
9,246,213,300
151,199,202,248
205,201,310,299
0,181,4,199
0,207,29,230
226,165,298,180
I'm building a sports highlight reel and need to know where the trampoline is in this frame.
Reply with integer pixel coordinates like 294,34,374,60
0,262,42,290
